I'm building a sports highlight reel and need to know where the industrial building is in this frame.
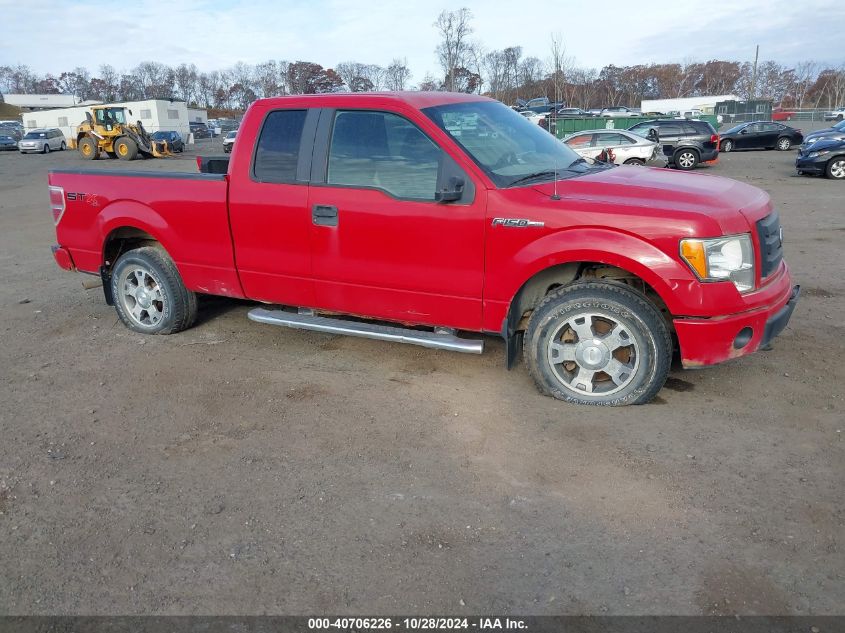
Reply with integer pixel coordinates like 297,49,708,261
640,95,739,116
1,93,102,111
22,99,204,142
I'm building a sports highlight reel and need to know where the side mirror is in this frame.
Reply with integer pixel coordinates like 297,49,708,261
128,110,133,116
435,176,465,203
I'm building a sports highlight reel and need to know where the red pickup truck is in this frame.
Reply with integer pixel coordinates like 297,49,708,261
48,92,799,406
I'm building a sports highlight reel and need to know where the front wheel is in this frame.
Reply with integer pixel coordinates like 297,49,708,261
624,158,645,166
826,157,845,180
111,246,198,334
115,137,138,160
43,143,50,154
523,282,672,406
60,141,66,151
776,137,791,151
721,139,733,153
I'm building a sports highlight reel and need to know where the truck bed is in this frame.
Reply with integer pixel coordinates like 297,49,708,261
48,169,244,298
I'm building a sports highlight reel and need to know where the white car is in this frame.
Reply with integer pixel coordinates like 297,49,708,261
562,129,657,165
599,106,641,118
519,110,546,125
824,107,845,122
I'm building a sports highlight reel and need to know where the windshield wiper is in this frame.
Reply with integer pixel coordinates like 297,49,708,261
568,157,588,167
507,170,560,187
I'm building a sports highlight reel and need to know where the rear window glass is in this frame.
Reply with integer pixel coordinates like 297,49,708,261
253,110,307,182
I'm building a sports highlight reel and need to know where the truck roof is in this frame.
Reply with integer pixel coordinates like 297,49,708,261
252,91,492,110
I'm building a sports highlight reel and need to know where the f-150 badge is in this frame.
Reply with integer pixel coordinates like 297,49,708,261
491,218,545,228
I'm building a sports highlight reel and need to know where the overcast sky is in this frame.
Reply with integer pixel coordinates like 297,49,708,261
2,0,844,83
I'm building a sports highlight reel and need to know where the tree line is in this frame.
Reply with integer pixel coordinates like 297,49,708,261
1,8,843,111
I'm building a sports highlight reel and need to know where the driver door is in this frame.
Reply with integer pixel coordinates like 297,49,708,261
307,109,486,330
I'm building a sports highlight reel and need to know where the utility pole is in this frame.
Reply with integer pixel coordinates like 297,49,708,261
750,44,759,99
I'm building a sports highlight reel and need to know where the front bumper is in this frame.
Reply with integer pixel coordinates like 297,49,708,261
674,273,799,368
18,143,43,152
795,155,827,175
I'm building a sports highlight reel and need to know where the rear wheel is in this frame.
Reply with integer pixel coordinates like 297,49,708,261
111,246,198,335
674,148,699,170
523,282,672,406
826,157,845,180
776,137,792,151
115,137,138,161
624,158,645,165
721,139,733,152
78,136,99,160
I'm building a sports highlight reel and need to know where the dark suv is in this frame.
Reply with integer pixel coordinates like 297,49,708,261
627,119,719,170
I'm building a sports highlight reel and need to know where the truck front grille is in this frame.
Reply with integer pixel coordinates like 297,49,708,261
756,211,783,279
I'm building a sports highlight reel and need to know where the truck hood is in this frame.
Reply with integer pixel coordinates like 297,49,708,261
529,166,771,230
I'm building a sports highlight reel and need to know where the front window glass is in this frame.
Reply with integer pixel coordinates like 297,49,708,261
423,100,590,187
327,111,442,200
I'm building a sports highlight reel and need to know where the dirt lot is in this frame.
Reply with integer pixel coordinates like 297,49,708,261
0,131,842,616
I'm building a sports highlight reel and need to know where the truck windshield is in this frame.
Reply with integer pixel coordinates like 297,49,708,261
423,100,590,187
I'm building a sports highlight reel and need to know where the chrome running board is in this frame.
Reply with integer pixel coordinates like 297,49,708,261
248,308,484,354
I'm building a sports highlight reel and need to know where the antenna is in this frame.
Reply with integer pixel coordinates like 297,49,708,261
550,32,562,200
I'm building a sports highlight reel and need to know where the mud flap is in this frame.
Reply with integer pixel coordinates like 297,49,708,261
100,265,114,306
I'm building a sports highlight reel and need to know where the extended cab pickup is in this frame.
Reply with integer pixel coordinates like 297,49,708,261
48,92,799,405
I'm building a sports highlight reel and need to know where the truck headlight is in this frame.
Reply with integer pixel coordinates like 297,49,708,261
680,234,755,292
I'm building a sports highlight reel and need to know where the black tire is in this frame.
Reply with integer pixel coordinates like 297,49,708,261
110,246,198,335
624,158,645,165
43,143,50,154
115,136,138,161
826,157,845,180
776,137,791,151
721,139,733,153
837,114,844,122
673,148,699,170
78,136,99,160
60,141,66,151
523,281,672,406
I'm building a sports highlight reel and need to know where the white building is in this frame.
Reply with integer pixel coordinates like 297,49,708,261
2,93,102,111
187,107,208,124
22,99,205,142
640,95,739,116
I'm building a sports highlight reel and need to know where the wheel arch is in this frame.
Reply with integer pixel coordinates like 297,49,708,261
498,237,689,368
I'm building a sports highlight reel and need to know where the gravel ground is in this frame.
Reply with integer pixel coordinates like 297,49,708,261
0,129,842,616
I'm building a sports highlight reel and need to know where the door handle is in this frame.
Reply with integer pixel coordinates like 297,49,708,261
312,204,338,227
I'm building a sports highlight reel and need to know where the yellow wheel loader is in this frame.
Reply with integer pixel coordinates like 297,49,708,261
74,106,171,160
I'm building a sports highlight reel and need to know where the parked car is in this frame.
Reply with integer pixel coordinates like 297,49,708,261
189,122,210,139
823,107,845,122
562,129,657,165
600,106,641,118
628,119,719,170
0,133,18,150
519,110,546,125
48,92,798,406
553,108,594,118
772,108,795,121
795,137,845,179
223,130,237,153
0,121,23,140
150,130,184,153
800,119,845,149
18,128,66,154
718,121,803,152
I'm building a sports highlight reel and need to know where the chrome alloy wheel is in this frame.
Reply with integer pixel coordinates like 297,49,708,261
829,159,845,179
677,151,696,168
546,312,640,396
118,267,166,329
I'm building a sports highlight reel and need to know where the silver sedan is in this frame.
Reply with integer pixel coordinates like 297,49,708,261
561,129,658,165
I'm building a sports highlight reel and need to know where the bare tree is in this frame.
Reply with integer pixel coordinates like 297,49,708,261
384,58,412,91
434,8,474,91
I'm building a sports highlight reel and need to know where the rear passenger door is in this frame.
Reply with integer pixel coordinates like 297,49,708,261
228,107,318,306
307,109,486,330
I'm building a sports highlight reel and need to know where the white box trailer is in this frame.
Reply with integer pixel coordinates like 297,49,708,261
22,100,203,145
640,95,738,116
